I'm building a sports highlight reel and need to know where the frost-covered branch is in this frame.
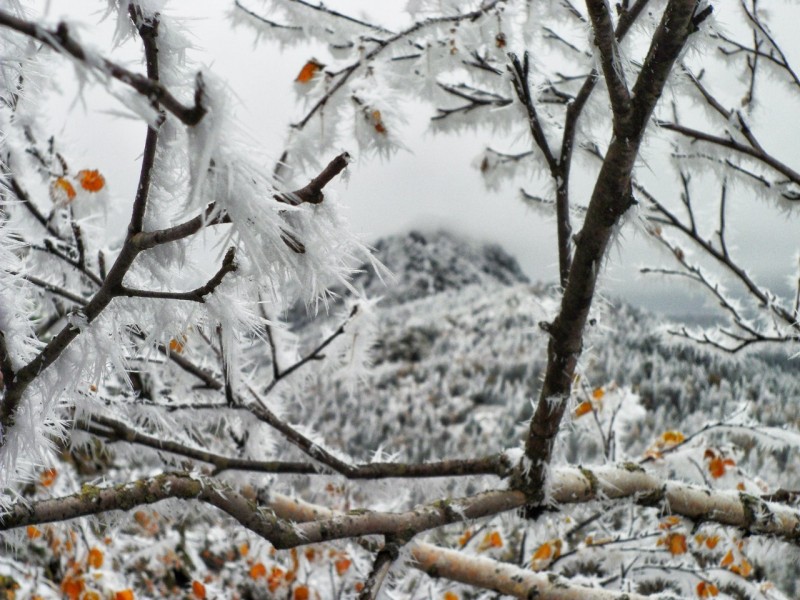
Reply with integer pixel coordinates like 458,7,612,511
247,1,505,131
410,542,652,600
0,472,293,541
79,410,511,479
635,178,800,350
117,247,237,303
518,0,704,507
76,414,312,476
0,10,206,126
657,120,800,198
585,0,632,121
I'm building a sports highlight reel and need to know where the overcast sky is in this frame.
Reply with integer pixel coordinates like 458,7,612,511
37,1,800,320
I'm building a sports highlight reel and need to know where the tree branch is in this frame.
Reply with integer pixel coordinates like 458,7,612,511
585,0,632,123
0,10,206,126
411,542,650,600
117,247,237,303
518,0,702,509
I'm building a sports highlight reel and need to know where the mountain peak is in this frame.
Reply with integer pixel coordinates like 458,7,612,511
352,229,530,306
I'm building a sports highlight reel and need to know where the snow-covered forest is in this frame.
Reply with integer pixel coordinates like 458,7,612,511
1,1,800,598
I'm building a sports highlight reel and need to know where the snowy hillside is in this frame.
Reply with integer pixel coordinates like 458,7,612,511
293,230,800,483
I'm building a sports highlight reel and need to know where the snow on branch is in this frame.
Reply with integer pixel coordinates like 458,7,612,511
0,10,206,126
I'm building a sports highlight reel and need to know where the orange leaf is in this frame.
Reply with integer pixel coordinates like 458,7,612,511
169,338,184,354
83,591,102,600
293,586,310,600
267,567,285,592
731,558,752,578
697,581,719,597
115,591,134,600
192,580,206,599
77,169,105,192
443,593,460,600
659,516,681,530
532,542,553,561
87,547,104,569
574,401,593,418
705,535,720,550
667,533,688,555
304,547,316,562
27,525,42,539
61,577,85,600
335,557,351,576
478,530,503,551
354,582,365,592
592,387,605,399
249,562,267,579
40,467,58,487
708,456,734,479
720,549,735,567
50,177,76,204
239,542,249,556
458,529,473,547
295,59,323,83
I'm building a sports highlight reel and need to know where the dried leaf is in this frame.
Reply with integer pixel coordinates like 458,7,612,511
50,177,77,205
40,468,58,487
192,581,206,599
295,59,324,83
574,401,593,418
667,533,688,555
87,547,104,569
249,563,267,579
77,169,105,192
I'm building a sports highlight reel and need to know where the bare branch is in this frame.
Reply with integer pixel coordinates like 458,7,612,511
358,537,403,600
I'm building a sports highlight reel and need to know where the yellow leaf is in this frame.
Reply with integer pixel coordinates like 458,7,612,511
661,430,685,445
50,177,77,204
